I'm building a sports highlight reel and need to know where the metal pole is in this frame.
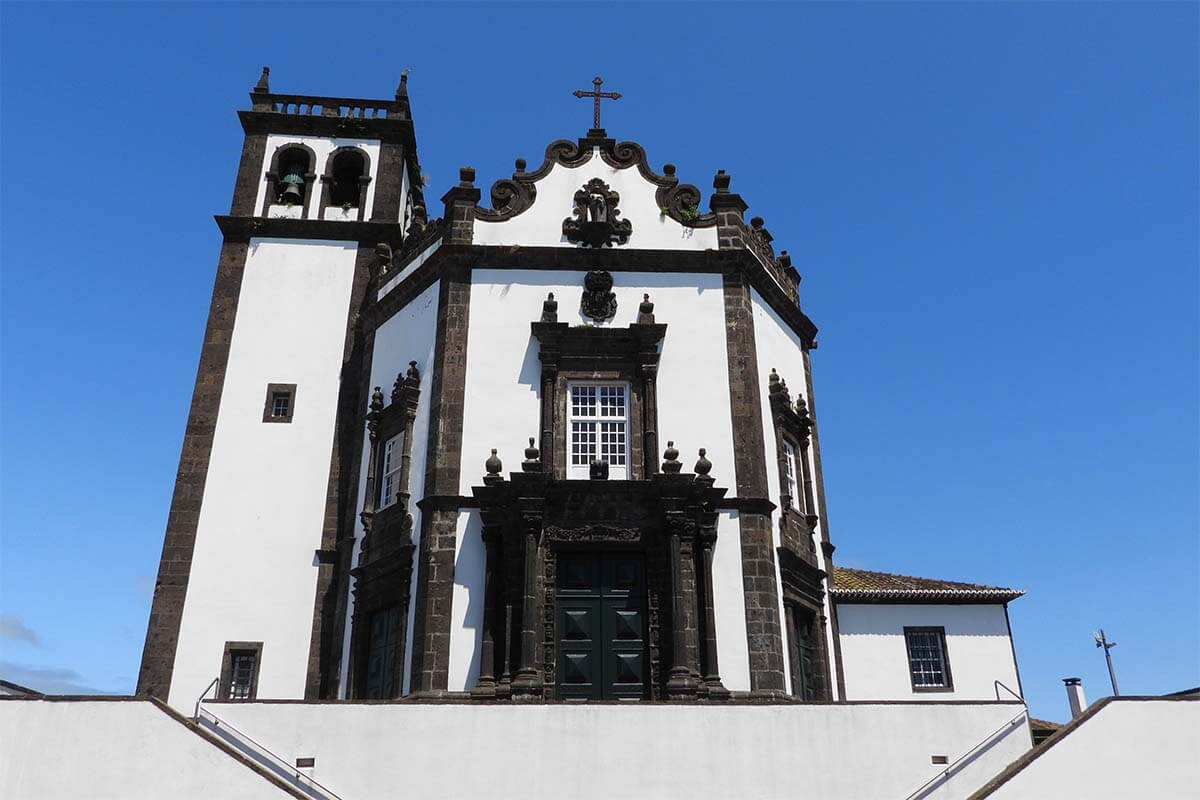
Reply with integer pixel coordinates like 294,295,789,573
1097,629,1120,696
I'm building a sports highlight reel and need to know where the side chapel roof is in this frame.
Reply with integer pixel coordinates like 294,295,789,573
831,567,1024,603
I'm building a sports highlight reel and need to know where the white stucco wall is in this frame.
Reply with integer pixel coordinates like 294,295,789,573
209,699,1031,800
0,699,293,799
254,134,382,221
750,288,841,697
169,239,357,711
338,281,440,698
472,155,718,251
837,603,1022,701
982,699,1199,799
445,268,743,691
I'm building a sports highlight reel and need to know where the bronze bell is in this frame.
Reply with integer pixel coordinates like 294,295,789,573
280,181,303,205
279,165,305,205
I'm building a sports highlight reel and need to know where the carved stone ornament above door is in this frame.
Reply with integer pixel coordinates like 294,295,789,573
580,270,618,322
562,177,633,248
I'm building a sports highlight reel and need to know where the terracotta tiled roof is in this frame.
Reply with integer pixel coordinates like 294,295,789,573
831,567,1024,602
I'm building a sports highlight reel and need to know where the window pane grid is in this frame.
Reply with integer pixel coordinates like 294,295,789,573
783,442,798,509
380,435,402,508
568,384,629,476
906,631,948,688
271,394,290,418
230,654,255,699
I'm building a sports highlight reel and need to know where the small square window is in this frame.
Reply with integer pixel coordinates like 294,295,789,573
219,641,263,700
904,627,953,691
262,383,297,423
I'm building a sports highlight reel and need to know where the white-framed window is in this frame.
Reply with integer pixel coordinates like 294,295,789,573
783,441,799,509
380,433,403,508
904,627,953,691
568,383,630,479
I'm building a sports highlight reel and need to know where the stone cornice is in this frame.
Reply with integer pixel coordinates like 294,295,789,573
369,244,819,347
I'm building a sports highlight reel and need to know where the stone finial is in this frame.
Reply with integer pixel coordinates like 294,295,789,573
779,250,792,270
407,360,420,380
396,70,410,99
750,216,764,230
522,437,542,473
637,293,655,325
253,66,270,93
370,386,385,413
459,166,476,187
514,158,527,173
391,372,405,403
713,169,731,193
375,243,393,277
662,441,682,474
768,368,784,393
541,292,558,323
485,448,502,476
694,448,712,476
663,163,677,178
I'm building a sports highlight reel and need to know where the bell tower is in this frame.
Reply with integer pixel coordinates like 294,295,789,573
137,67,425,709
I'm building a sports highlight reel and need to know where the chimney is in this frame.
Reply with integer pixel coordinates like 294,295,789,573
1063,677,1087,718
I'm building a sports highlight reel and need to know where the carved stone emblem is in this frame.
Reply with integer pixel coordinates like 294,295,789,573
562,177,632,248
580,270,618,322
544,524,641,543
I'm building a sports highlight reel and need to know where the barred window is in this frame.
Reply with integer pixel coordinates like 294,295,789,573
783,441,799,509
568,383,629,479
229,652,257,699
219,641,262,701
380,433,403,508
905,627,952,690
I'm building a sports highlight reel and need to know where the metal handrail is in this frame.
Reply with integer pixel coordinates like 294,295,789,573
994,680,1024,703
196,703,344,800
901,708,1029,800
193,676,219,721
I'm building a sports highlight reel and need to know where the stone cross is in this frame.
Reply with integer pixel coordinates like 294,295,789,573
572,76,621,129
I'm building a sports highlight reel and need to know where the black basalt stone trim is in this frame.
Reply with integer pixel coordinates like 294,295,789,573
137,241,249,700
371,141,407,223
472,133,716,228
371,245,817,349
408,264,472,693
721,269,787,693
238,109,416,147
716,497,777,515
325,323,377,696
304,243,374,699
230,134,267,217
215,215,404,247
801,347,845,700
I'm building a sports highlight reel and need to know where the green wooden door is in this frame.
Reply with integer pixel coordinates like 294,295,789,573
556,554,647,700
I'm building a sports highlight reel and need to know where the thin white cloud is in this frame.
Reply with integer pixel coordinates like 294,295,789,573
0,661,115,695
0,614,40,647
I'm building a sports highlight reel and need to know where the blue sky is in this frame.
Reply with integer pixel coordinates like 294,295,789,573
1,2,1196,718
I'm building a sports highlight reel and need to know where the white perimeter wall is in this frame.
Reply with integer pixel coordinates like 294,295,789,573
339,280,440,697
169,238,357,710
446,269,745,691
253,134,383,221
0,700,292,800
837,603,1021,701
750,289,840,697
472,157,718,251
983,699,1199,799
209,700,1031,800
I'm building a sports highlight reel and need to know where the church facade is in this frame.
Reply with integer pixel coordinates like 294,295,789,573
136,71,1025,723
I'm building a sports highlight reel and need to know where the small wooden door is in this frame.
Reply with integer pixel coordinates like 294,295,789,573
555,554,648,700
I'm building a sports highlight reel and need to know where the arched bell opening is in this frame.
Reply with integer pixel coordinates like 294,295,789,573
320,147,372,221
262,142,318,219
